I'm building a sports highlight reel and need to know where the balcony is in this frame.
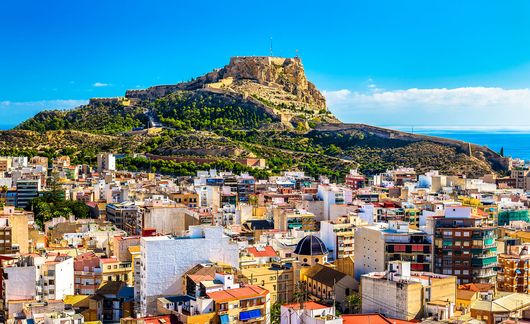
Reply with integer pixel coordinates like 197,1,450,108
472,256,497,268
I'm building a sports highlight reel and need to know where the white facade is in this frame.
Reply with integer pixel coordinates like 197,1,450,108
3,266,37,302
44,257,74,300
97,153,116,172
139,226,239,316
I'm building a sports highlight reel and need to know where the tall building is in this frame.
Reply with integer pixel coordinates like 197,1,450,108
354,220,432,283
139,226,239,316
433,207,497,284
320,218,355,261
97,153,116,173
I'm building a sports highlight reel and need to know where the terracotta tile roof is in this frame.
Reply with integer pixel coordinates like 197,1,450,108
188,274,215,283
457,289,477,300
282,301,329,310
100,257,119,264
246,246,277,258
207,285,268,302
458,283,495,292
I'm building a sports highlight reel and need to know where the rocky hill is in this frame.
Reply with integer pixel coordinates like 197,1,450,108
14,56,509,179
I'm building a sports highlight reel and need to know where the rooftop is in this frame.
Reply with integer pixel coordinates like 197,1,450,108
206,285,268,302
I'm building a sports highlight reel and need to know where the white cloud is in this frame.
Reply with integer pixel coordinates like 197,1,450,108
323,87,530,127
93,82,111,87
0,99,88,129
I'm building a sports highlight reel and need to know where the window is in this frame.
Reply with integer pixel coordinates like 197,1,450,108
455,232,461,237
464,232,470,237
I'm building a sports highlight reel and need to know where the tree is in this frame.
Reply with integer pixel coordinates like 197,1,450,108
345,292,361,314
270,302,281,324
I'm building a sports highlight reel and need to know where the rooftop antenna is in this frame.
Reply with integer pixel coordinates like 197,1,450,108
295,49,299,58
270,37,273,56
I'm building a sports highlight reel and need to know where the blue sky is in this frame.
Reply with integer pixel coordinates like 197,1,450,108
1,1,530,128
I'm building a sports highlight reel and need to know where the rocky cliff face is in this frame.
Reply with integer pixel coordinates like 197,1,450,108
212,56,327,111
127,56,329,117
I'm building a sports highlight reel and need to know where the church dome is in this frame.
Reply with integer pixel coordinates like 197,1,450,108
293,235,328,256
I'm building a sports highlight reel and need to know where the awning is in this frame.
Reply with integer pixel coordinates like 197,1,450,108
220,314,229,324
239,309,261,321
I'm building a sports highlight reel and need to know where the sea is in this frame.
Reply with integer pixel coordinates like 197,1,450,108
388,126,530,162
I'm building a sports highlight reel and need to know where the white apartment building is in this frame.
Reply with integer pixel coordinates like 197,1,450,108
139,226,239,316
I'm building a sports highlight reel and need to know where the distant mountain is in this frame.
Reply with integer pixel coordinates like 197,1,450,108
14,56,509,178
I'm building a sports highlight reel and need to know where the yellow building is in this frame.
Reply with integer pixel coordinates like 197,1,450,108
169,192,199,208
332,256,354,278
1,206,30,254
240,264,293,304
64,295,103,322
100,257,133,285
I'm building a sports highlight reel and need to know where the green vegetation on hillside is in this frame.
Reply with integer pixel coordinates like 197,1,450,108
153,91,276,130
17,102,147,134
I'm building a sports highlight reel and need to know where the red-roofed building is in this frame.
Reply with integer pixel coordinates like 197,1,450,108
206,285,269,323
246,246,277,263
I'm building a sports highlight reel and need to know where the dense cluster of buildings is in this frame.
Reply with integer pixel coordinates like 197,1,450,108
1,154,530,323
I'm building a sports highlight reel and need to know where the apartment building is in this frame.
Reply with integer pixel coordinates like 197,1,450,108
139,226,239,316
320,217,356,261
14,179,40,209
433,207,497,284
207,285,270,324
354,220,432,283
361,261,457,321
0,218,12,254
497,245,530,293
97,153,116,173
511,169,529,191
74,252,102,295
274,208,317,232
106,202,138,234
240,263,293,304
100,257,133,285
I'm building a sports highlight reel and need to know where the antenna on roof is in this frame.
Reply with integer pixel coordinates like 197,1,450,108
270,37,273,56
